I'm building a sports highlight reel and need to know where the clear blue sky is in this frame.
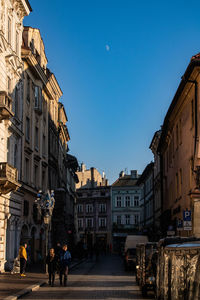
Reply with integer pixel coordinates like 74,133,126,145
24,0,200,184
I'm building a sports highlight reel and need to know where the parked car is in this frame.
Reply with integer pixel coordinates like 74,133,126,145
124,235,148,271
136,243,145,285
136,242,157,297
124,248,137,271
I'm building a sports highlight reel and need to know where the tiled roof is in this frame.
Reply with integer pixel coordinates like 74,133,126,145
191,53,200,60
112,175,138,187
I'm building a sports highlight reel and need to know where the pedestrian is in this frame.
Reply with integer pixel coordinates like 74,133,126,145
46,248,57,287
59,244,71,286
18,242,27,277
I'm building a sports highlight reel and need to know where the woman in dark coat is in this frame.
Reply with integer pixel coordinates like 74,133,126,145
46,248,57,287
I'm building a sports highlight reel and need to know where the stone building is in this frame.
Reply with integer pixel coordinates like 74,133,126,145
20,26,52,263
51,102,79,249
150,130,162,234
76,185,111,252
76,163,108,189
137,163,155,239
158,53,200,237
0,0,31,271
111,170,141,253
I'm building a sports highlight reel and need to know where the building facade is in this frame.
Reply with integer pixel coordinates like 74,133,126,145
76,185,111,252
158,53,200,237
111,170,142,253
76,163,108,189
137,163,155,239
0,0,31,271
150,130,162,234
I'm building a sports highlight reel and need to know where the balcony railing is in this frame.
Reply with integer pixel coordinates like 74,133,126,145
0,163,21,194
0,91,14,121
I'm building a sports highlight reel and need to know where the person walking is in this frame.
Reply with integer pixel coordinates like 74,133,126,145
46,248,57,287
18,242,27,277
59,244,71,286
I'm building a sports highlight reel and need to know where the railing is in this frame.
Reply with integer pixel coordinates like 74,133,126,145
0,162,18,182
0,91,13,120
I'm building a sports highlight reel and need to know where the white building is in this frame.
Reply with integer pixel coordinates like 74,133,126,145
111,170,142,253
0,0,31,271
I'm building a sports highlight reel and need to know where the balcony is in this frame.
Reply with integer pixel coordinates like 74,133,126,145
0,91,14,121
0,163,21,194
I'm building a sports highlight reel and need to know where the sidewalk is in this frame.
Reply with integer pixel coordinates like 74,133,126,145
0,258,86,300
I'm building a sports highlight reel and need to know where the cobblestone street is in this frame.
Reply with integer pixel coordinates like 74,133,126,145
20,255,154,300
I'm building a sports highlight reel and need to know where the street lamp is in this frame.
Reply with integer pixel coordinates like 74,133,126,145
35,190,55,271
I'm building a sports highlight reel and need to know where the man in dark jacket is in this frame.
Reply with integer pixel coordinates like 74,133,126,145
59,244,71,286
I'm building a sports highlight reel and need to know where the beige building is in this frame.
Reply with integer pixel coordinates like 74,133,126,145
158,53,200,237
76,163,108,189
20,26,51,263
0,0,31,271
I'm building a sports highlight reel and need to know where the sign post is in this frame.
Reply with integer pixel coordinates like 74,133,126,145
183,210,192,231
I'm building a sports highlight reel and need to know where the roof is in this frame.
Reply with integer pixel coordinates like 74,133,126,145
137,162,154,185
112,175,139,187
158,53,200,153
25,0,32,12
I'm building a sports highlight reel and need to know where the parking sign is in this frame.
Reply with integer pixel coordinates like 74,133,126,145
183,210,191,221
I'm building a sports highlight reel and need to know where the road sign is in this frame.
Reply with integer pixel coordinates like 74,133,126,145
183,221,192,231
167,231,175,236
183,210,191,221
177,219,183,231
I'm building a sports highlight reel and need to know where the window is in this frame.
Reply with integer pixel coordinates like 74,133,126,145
86,204,93,213
42,169,46,188
176,124,179,149
179,169,182,196
125,215,130,225
99,217,106,228
134,215,139,225
175,173,178,200
26,117,30,141
34,86,42,111
179,118,182,145
117,215,121,225
191,99,194,128
77,204,83,213
42,135,46,157
35,126,39,150
23,200,29,216
134,196,139,207
86,218,93,228
30,39,35,53
78,218,83,229
125,196,130,207
27,75,30,101
14,87,19,117
24,158,29,184
99,203,106,213
16,31,19,55
116,196,122,207
7,76,11,94
34,165,38,189
8,17,11,44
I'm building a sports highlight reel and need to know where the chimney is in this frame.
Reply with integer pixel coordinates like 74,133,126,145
119,171,125,178
91,167,95,188
81,163,86,172
131,170,138,179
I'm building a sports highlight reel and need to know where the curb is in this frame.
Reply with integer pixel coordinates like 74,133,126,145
3,258,87,300
4,282,46,300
